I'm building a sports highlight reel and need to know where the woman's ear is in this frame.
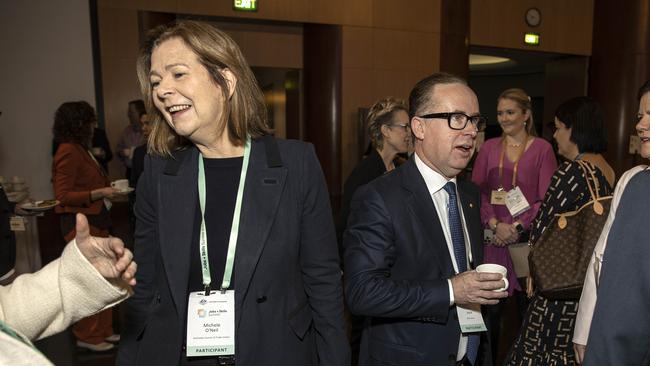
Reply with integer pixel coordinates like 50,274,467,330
221,68,238,99
380,124,391,138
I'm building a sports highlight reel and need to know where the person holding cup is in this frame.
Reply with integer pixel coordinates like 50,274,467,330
504,97,614,365
471,89,557,361
52,100,125,352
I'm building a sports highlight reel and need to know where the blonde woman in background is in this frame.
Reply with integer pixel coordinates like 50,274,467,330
471,88,557,362
337,97,410,366
338,97,411,247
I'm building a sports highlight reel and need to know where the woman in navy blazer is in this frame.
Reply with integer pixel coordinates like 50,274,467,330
117,21,348,366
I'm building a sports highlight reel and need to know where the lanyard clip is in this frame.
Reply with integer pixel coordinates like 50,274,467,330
204,285,211,296
220,287,227,295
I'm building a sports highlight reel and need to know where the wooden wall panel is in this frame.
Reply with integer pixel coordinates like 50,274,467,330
373,29,438,71
98,6,142,180
340,24,440,182
470,0,593,55
342,26,373,69
179,0,307,22
307,0,372,26
372,0,440,32
225,30,303,68
97,0,448,190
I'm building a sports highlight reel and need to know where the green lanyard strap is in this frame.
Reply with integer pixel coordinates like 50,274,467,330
198,137,251,295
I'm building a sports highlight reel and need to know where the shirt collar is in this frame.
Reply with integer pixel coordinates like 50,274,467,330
413,151,457,196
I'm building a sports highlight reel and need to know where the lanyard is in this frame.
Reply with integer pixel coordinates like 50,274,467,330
498,136,529,189
198,137,251,295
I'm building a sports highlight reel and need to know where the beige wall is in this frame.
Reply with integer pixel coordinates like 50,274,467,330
470,0,594,56
0,0,96,199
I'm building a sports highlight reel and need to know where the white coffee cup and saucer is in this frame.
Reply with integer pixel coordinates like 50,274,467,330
475,263,509,292
111,179,134,194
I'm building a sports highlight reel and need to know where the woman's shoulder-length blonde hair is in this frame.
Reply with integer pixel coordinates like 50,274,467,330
136,20,271,157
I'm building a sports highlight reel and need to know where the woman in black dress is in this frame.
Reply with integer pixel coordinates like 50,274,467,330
505,97,615,365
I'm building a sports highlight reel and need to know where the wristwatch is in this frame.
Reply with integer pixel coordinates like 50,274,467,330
514,222,525,235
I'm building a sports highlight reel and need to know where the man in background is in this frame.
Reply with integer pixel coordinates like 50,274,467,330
116,100,146,180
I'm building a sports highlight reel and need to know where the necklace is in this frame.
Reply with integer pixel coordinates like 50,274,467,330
507,142,522,148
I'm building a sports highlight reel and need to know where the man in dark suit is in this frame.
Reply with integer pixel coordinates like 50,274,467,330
343,73,508,366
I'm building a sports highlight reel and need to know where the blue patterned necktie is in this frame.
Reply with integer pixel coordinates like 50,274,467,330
443,181,479,365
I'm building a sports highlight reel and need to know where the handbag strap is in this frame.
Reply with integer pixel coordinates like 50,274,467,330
576,160,600,201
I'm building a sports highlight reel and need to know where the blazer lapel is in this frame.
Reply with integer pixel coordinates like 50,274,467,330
401,159,455,275
234,138,287,329
158,147,198,319
76,144,106,178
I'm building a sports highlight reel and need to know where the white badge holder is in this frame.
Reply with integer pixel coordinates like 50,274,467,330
505,186,530,217
186,290,236,357
457,304,487,333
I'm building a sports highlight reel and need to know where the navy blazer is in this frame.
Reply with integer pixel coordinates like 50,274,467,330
117,137,349,366
343,158,491,366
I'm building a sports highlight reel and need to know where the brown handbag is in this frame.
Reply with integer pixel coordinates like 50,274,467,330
528,160,611,300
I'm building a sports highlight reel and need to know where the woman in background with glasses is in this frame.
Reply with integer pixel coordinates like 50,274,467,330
471,88,557,363
338,97,411,248
337,97,410,366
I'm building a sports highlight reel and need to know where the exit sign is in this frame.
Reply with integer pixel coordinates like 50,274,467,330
524,33,540,45
234,0,258,12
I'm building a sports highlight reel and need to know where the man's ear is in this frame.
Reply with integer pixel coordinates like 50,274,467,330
411,117,425,140
221,68,238,99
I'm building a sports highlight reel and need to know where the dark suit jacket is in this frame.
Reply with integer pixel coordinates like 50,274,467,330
337,149,386,255
343,158,491,366
0,188,16,278
117,137,349,366
130,144,146,189
583,170,650,365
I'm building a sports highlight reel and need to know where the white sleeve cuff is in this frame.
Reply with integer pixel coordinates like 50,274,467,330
448,279,455,306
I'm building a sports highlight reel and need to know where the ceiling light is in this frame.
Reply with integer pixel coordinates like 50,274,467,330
469,54,512,66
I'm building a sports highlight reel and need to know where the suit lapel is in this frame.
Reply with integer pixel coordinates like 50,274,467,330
158,147,198,319
76,144,106,178
234,139,287,329
457,183,483,267
401,159,455,275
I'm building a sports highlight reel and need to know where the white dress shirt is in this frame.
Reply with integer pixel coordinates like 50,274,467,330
414,152,474,361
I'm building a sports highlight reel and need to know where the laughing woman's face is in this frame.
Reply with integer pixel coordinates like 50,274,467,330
636,92,650,159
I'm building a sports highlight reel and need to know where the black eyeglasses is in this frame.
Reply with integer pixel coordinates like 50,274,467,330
388,123,410,132
417,112,487,132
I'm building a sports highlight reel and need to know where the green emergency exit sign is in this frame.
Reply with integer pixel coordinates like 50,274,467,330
234,0,258,12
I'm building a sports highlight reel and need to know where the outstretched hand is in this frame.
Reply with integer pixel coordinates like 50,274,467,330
74,213,137,286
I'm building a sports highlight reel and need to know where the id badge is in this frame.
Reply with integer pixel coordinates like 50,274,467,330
9,216,25,231
457,304,487,333
490,190,507,205
186,290,235,357
505,186,530,217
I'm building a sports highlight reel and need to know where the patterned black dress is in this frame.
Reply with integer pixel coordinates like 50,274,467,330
505,160,613,366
